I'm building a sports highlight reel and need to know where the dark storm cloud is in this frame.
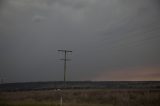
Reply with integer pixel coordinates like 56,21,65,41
0,0,160,82
0,0,3,6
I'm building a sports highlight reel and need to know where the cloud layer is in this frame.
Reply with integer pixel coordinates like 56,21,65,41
0,0,160,82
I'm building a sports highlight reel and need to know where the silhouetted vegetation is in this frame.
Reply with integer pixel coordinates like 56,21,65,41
0,81,160,91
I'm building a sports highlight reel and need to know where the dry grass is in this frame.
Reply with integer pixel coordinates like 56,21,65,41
0,89,160,106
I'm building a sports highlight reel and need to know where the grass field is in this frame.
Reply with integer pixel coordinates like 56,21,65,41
0,89,160,106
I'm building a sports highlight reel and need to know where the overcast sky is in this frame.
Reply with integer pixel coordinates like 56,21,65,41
1,0,160,83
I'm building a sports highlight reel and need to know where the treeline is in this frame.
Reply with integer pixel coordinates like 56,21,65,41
0,81,160,91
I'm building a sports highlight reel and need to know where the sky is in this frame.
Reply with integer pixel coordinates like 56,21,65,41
0,0,160,83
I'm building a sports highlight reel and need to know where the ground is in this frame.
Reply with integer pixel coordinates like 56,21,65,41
0,89,160,106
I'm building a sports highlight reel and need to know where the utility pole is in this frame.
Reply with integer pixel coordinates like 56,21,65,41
58,50,72,82
58,50,72,106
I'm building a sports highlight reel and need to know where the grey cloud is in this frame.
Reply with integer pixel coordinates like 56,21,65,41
0,0,4,7
4,0,95,10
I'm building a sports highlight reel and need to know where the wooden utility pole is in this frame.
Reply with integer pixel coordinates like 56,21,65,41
58,50,72,82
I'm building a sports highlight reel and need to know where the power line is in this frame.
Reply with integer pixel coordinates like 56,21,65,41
58,50,72,82
106,34,160,50
101,25,160,47
97,26,160,51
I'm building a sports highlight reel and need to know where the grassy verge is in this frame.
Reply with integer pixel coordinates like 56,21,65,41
0,89,160,106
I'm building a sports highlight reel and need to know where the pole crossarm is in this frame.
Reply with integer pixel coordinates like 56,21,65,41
58,50,72,52
60,59,72,61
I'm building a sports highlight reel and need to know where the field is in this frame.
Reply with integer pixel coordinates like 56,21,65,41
0,89,160,106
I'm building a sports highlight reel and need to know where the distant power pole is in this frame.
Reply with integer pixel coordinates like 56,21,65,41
58,50,72,82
